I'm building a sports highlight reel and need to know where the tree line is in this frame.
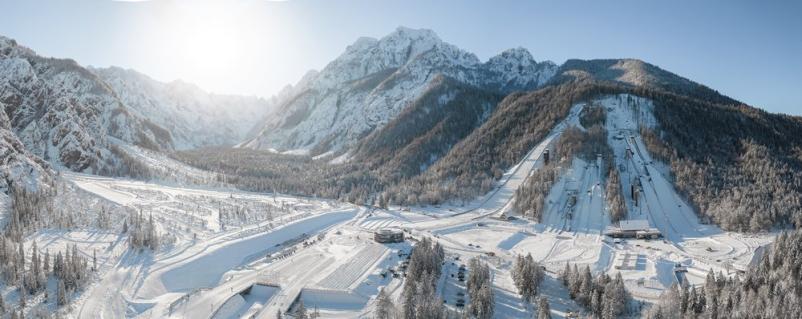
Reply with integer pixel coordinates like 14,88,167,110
561,263,631,318
0,236,91,316
646,230,802,318
401,237,447,319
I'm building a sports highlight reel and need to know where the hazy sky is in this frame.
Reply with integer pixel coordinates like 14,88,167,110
1,0,800,115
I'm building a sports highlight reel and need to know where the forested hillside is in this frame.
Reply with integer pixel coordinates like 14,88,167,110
385,80,625,204
352,75,502,182
639,92,802,231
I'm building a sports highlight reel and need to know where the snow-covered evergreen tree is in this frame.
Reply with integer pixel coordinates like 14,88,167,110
511,253,545,303
57,280,67,306
467,258,494,319
537,296,551,319
375,288,395,319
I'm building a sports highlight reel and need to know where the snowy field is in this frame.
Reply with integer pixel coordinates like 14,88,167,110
7,93,773,319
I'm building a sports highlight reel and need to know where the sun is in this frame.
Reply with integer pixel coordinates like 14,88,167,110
154,0,257,88
126,0,293,95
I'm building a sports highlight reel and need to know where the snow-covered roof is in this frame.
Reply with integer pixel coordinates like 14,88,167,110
618,219,650,231
375,228,403,235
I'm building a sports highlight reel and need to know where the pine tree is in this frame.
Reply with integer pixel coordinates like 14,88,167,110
403,279,417,319
19,288,26,308
578,266,593,305
704,269,718,315
43,249,49,274
537,296,551,319
57,279,68,306
478,283,495,319
375,288,395,319
276,310,282,319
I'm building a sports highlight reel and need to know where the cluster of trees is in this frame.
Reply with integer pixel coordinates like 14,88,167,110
0,236,91,315
579,104,607,128
606,169,627,222
174,147,384,206
555,125,612,166
6,180,128,241
402,237,446,319
123,210,160,250
512,161,560,221
561,264,630,318
466,258,494,319
102,144,154,180
511,253,545,303
374,288,396,319
6,184,55,241
647,231,802,318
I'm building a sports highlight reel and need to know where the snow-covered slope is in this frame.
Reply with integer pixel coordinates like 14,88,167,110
0,36,172,173
92,67,272,149
241,27,557,154
0,100,51,194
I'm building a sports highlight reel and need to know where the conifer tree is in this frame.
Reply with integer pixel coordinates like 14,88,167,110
537,296,551,319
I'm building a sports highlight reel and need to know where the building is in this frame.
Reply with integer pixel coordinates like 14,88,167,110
604,219,661,239
374,228,405,243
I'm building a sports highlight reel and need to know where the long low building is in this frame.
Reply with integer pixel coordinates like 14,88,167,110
374,228,405,243
604,219,662,239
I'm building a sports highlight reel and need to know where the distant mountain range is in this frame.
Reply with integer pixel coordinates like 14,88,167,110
0,35,272,181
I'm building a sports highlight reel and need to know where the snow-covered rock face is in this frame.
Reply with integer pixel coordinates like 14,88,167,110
481,47,557,92
0,101,51,194
0,36,173,173
92,67,272,150
242,27,557,154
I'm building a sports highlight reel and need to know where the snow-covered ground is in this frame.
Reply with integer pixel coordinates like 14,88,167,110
6,93,771,319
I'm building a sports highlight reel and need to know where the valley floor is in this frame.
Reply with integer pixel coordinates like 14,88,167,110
5,94,775,319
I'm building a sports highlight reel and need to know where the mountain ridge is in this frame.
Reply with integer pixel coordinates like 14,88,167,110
240,27,558,155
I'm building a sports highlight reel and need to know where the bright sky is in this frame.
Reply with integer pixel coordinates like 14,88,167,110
1,0,800,115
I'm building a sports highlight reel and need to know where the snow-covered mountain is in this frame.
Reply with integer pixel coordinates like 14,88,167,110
92,67,272,149
241,27,557,155
0,36,172,173
0,35,274,176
